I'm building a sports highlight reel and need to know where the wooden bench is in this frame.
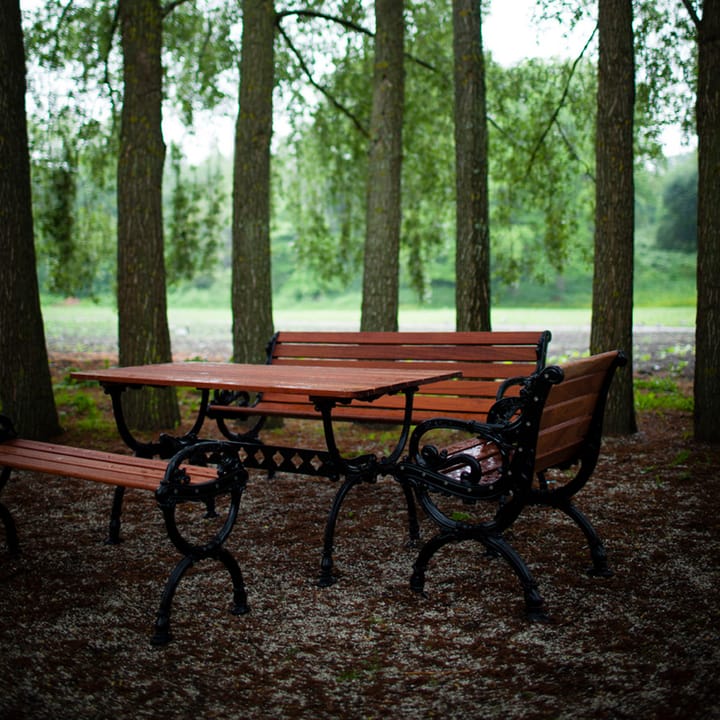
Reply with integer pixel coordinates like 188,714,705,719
208,330,552,435
0,416,249,645
395,350,627,621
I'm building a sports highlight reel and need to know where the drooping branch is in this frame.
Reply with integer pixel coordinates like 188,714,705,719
277,8,373,37
276,8,445,133
555,119,596,181
162,0,192,17
524,24,598,179
276,23,370,137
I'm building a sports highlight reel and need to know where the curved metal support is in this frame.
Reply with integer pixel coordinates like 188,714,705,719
313,388,420,584
151,441,249,645
556,499,613,577
0,502,19,556
0,466,19,555
410,528,547,622
104,384,211,458
399,480,421,547
317,475,362,587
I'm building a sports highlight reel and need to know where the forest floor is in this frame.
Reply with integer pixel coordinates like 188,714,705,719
1,326,718,719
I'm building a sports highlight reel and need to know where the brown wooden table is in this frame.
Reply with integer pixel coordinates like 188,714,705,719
72,362,460,585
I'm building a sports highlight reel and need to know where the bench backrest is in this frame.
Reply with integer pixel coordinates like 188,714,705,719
533,350,626,474
262,330,551,424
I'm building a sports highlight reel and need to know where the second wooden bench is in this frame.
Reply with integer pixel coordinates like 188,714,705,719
0,417,250,645
208,330,552,435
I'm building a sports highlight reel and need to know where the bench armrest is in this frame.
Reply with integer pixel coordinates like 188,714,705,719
401,416,514,501
158,441,249,506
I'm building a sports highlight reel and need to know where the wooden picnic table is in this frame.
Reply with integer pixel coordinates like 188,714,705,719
72,362,460,585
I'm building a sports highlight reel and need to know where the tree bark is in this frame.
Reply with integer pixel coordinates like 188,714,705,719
0,0,61,440
590,0,637,435
117,0,179,430
232,0,276,364
693,0,720,443
453,0,491,331
360,0,404,332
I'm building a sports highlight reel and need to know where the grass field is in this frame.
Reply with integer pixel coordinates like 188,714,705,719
41,302,696,344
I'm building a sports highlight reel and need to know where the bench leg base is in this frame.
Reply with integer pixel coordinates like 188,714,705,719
409,530,548,622
318,475,362,587
0,501,20,555
558,500,613,578
152,548,250,646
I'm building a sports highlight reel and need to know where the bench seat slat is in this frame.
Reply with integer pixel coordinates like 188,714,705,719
272,344,542,363
210,395,498,423
272,357,541,374
0,440,217,491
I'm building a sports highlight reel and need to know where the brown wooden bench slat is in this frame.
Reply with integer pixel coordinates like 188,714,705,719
211,396,499,424
272,360,541,381
272,344,542,363
0,439,218,491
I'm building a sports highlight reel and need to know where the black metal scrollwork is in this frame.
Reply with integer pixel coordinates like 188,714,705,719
151,441,250,645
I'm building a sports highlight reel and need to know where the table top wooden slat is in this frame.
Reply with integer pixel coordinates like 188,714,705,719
71,362,461,400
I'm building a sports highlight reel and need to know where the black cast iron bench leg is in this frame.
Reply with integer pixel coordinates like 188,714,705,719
410,529,548,622
556,499,613,578
0,467,19,555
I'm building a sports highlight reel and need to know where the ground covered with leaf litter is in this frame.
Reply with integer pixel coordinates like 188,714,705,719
1,341,718,720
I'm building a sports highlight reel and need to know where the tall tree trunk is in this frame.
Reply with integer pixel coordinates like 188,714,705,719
117,0,179,430
590,0,637,435
0,0,61,440
360,0,404,332
232,0,275,364
693,0,720,443
453,0,491,331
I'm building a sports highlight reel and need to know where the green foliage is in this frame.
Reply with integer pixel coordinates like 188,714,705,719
31,110,117,299
634,0,698,145
656,157,697,252
488,55,596,287
634,377,693,412
165,144,226,289
163,0,241,125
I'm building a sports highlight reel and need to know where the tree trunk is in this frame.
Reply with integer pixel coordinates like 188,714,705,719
453,0,491,331
0,0,61,440
117,0,179,430
231,0,275,364
360,0,404,332
694,0,720,443
590,0,637,435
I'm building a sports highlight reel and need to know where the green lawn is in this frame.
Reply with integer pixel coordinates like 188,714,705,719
40,301,695,347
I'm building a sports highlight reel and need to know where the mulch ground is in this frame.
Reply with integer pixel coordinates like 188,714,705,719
1,353,718,719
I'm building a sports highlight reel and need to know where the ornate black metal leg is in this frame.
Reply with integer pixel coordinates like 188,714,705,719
151,442,249,645
410,531,455,593
559,500,613,577
0,466,19,555
105,485,125,545
318,475,362,587
410,529,548,622
0,501,19,555
152,554,194,646
400,481,421,547
480,533,548,621
217,546,250,616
